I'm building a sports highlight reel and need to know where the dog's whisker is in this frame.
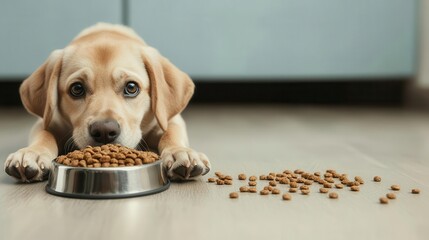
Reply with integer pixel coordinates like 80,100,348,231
63,137,78,154
138,138,150,151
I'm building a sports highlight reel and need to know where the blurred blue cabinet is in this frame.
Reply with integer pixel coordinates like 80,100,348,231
0,0,122,79
0,0,417,80
130,0,417,80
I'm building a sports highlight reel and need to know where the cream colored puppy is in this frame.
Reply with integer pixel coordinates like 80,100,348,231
4,23,210,182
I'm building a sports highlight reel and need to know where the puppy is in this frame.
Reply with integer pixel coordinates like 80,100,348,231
4,23,210,182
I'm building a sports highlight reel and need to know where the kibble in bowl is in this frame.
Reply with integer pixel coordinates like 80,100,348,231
56,144,159,167
46,144,169,199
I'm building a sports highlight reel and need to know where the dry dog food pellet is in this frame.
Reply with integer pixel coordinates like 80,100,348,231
279,178,289,184
249,187,257,193
282,193,292,200
248,181,257,186
347,182,355,187
267,175,275,180
215,172,223,177
391,185,400,191
272,188,281,194
239,186,249,192
355,176,364,184
294,169,304,174
329,192,338,199
380,197,389,204
264,186,274,191
386,193,396,199
300,185,309,190
289,188,297,193
350,186,360,192
208,178,216,183
314,172,321,177
325,178,335,183
319,188,329,193
335,184,344,189
224,175,233,180
301,189,310,195
238,174,247,180
304,180,313,185
216,179,224,185
411,188,420,194
269,181,277,186
323,183,332,188
224,180,233,185
373,176,381,182
260,190,270,195
249,176,257,181
290,182,298,188
56,144,158,167
259,175,267,180
229,192,239,199
324,173,333,178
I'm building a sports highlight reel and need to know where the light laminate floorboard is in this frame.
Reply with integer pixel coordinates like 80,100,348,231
0,105,428,240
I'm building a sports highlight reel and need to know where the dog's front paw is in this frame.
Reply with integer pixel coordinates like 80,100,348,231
4,147,54,183
161,147,211,181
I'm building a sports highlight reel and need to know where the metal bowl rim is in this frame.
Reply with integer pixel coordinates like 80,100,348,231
51,159,163,172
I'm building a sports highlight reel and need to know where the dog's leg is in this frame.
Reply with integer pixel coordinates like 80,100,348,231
4,120,58,182
158,115,211,181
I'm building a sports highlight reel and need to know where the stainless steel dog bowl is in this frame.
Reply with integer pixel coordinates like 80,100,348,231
46,160,170,199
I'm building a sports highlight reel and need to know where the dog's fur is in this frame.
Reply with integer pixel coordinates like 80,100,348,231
4,23,210,182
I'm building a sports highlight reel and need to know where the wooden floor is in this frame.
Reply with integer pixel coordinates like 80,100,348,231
1,105,428,240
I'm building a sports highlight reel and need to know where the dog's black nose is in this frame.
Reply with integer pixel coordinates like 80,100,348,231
89,119,120,144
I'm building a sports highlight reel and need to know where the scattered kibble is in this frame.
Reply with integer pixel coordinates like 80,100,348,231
282,193,292,200
386,193,396,199
411,189,420,194
224,180,233,185
238,174,247,180
301,189,310,195
209,170,420,205
260,190,270,195
248,181,257,186
329,192,338,199
249,176,257,181
216,179,224,185
229,192,239,199
269,181,277,187
272,188,281,194
224,175,233,181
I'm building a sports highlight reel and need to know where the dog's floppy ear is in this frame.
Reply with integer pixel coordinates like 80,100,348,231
20,50,63,129
141,47,195,131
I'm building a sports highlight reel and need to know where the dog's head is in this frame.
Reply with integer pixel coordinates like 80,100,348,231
19,23,194,150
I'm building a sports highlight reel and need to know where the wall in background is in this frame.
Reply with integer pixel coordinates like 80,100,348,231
0,0,122,79
131,0,417,80
0,0,418,81
417,0,429,87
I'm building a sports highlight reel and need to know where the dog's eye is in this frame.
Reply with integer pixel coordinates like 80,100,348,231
124,81,140,97
69,83,85,98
